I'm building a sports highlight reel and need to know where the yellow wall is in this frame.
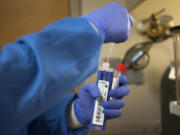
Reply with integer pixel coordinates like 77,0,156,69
78,0,180,134
0,0,70,46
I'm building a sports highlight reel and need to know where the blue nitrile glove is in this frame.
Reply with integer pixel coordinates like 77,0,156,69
102,75,129,119
83,2,133,43
73,75,130,126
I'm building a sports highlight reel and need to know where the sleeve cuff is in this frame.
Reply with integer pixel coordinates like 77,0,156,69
68,101,84,129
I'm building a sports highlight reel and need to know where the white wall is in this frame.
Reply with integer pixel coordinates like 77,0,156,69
75,0,180,134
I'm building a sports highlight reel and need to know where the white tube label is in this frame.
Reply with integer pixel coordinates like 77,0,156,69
92,80,109,126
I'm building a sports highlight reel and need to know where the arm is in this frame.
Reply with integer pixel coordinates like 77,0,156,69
27,75,129,135
0,17,102,135
28,93,89,135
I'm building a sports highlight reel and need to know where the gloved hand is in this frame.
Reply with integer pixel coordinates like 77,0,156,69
83,2,133,43
73,75,130,126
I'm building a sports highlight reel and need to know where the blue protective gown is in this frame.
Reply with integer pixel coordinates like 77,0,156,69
0,17,103,135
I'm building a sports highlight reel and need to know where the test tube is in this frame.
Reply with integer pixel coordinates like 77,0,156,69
110,64,127,100
90,61,113,130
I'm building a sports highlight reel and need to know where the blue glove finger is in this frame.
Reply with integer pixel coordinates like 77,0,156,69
119,75,128,85
102,99,125,109
103,109,122,118
106,115,116,120
82,83,99,98
109,86,130,98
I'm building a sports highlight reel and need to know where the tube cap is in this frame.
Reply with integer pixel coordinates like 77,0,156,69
116,63,127,72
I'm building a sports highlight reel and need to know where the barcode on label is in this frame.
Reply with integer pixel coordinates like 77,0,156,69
96,103,102,122
96,107,102,122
